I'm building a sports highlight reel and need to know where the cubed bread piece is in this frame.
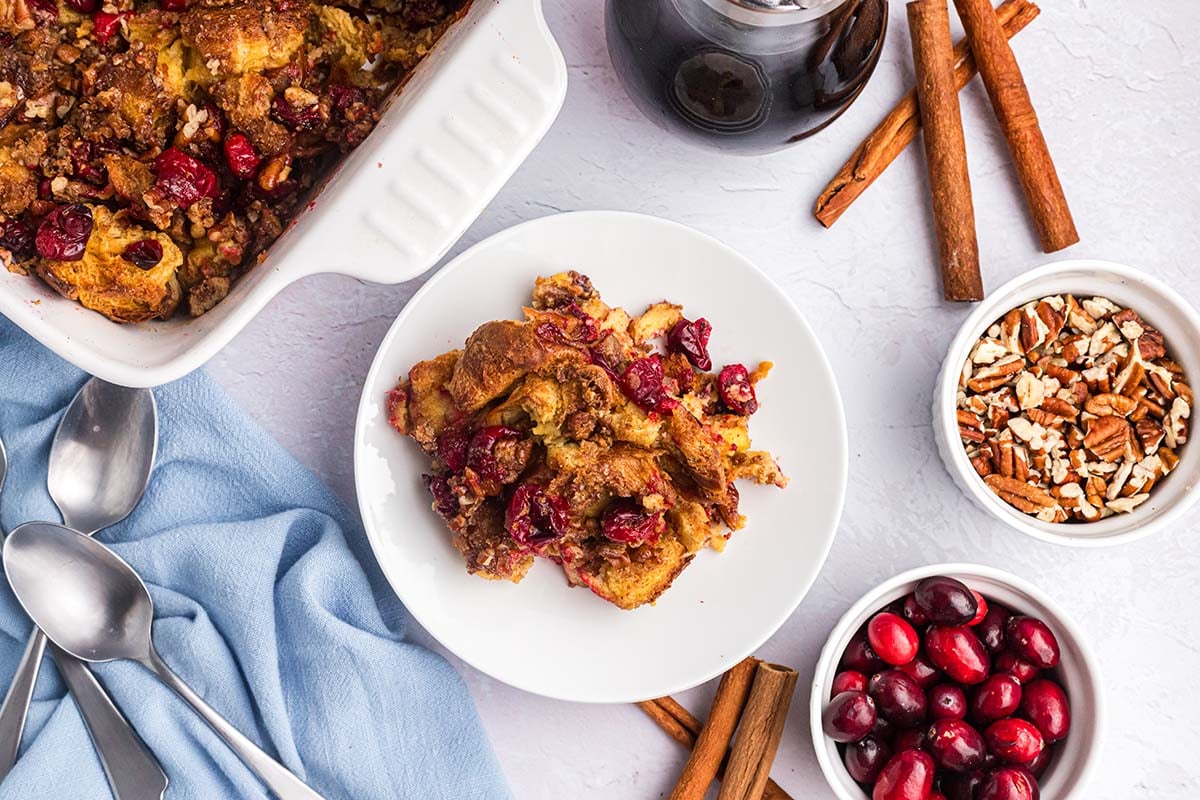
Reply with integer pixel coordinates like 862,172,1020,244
0,152,35,216
404,350,462,450
86,51,178,150
563,535,691,610
313,6,379,84
180,0,306,81
449,320,584,414
212,72,291,156
629,301,683,344
37,206,182,323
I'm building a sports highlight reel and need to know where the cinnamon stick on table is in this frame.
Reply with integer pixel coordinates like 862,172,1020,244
717,663,800,800
953,0,1078,253
636,698,794,800
907,0,983,302
814,0,1039,228
668,657,758,800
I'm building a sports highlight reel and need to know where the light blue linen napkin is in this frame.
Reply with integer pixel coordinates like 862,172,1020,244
0,317,511,800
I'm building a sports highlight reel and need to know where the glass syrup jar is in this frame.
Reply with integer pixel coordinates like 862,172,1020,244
606,0,888,155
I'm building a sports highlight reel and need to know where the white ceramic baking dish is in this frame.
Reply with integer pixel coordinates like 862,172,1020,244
0,0,567,387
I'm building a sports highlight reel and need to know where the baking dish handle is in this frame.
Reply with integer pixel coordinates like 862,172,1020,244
292,0,567,286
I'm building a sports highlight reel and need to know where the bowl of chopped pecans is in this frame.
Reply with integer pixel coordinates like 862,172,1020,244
935,260,1199,546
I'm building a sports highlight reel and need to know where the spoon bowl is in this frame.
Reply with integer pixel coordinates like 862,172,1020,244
4,522,152,663
49,380,157,535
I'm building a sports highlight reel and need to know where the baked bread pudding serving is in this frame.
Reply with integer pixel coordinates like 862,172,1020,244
0,0,466,321
387,272,788,610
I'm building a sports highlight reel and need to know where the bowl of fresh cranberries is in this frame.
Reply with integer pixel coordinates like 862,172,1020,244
810,564,1101,800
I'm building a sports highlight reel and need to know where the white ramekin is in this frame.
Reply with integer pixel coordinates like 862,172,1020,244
0,0,567,387
933,259,1200,547
809,563,1103,800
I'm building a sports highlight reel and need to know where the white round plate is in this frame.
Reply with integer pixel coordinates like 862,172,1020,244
354,211,848,702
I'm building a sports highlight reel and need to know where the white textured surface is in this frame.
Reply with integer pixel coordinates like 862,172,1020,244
210,1,1200,798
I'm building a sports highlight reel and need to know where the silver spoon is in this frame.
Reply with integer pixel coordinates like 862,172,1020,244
4,523,327,800
0,379,167,797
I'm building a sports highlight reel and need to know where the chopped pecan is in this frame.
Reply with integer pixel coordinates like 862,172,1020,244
1037,299,1066,341
967,354,1025,393
1084,393,1138,417
1083,416,1131,462
984,475,1059,514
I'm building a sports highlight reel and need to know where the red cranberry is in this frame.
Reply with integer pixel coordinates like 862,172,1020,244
872,750,935,800
329,83,368,115
504,483,568,548
421,474,457,518
154,148,217,208
868,670,927,728
161,0,190,9
435,429,470,473
872,715,896,742
1020,679,1070,743
930,793,947,800
842,630,885,674
0,219,34,259
223,133,261,179
868,612,920,666
914,576,978,625
976,767,1040,800
893,727,927,752
832,670,868,696
902,595,930,627
35,204,93,261
928,684,967,720
1004,617,1060,669
925,626,990,685
968,591,989,626
984,718,1044,764
466,425,523,482
976,603,1011,654
121,239,163,270
897,652,942,689
535,302,598,346
666,317,712,371
822,691,877,743
272,95,324,131
601,500,663,545
717,364,759,415
994,652,1040,684
619,356,677,414
940,770,986,800
970,674,1022,725
91,10,131,44
846,735,891,784
927,719,988,772
65,0,96,11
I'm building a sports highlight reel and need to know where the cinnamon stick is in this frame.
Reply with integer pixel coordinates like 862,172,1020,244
814,0,1039,228
716,663,800,800
637,698,794,800
908,0,983,302
668,657,758,800
952,0,1078,252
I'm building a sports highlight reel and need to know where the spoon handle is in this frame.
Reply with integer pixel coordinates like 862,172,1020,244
51,644,169,799
0,630,45,778
143,649,326,800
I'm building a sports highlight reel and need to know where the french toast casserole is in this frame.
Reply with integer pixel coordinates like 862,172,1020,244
387,272,788,610
0,0,465,322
